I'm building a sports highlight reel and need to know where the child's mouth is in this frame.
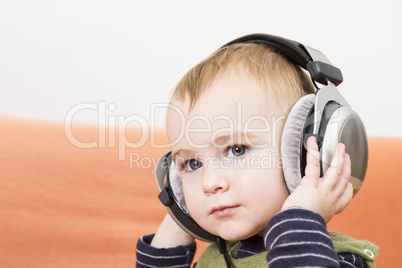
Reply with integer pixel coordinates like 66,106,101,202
210,205,240,217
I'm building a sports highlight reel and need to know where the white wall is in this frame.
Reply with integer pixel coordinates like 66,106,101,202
1,0,401,137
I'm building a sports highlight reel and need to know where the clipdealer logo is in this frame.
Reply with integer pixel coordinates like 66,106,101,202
63,101,312,169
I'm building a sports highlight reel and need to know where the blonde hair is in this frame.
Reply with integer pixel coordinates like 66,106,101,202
171,43,315,115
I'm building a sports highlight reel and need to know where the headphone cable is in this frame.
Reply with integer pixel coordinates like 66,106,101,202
215,237,232,268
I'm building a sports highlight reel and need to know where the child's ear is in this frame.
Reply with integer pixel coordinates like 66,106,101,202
281,94,315,193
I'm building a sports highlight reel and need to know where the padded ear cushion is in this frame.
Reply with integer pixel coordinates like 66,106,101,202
169,162,188,211
156,153,216,242
281,94,315,193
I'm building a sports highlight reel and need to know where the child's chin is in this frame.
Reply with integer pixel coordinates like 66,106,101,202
216,229,263,241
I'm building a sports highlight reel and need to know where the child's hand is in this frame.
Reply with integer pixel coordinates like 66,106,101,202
281,136,354,223
151,213,195,248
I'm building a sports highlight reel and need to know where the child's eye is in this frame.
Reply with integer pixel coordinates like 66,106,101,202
184,159,203,171
227,145,248,158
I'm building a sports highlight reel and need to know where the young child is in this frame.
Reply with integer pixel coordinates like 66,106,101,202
136,38,378,267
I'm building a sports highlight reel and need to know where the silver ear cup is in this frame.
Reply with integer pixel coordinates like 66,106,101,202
320,107,368,196
281,94,315,193
169,161,188,211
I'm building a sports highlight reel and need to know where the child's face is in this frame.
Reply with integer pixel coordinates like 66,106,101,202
166,71,290,241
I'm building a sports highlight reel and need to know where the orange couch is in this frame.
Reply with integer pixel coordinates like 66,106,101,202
1,116,401,267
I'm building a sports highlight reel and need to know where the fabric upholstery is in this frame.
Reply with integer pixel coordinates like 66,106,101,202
0,116,400,267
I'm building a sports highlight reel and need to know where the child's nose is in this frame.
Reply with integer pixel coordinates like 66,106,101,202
201,165,229,195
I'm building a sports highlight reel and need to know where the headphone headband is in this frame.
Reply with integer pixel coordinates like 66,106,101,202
222,33,343,86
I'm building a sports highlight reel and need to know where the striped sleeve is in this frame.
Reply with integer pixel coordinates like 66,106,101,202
136,234,196,268
339,253,365,268
264,208,364,268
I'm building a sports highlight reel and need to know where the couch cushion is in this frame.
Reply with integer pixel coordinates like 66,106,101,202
0,117,400,267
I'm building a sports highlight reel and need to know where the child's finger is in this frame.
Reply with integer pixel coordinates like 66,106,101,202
332,153,352,198
335,182,354,215
304,136,321,181
322,143,346,190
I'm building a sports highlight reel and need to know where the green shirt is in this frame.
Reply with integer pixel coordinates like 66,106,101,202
196,232,378,268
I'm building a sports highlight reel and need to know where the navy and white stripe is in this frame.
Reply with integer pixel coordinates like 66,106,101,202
236,235,266,258
264,208,364,268
338,253,365,268
136,234,196,268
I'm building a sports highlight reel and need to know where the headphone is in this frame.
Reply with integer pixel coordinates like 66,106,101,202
154,33,368,243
